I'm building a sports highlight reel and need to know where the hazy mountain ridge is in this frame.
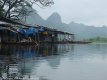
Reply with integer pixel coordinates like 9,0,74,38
25,10,107,40
68,22,107,40
25,9,45,26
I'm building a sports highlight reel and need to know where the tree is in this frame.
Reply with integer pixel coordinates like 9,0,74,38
0,8,4,17
0,0,54,19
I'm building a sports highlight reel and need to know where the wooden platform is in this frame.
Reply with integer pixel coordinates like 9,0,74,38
0,41,92,45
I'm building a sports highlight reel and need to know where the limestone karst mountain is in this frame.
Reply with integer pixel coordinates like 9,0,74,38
25,9,107,40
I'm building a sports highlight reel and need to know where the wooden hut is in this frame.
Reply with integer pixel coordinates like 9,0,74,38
0,27,19,44
0,17,75,44
36,26,58,43
53,30,74,43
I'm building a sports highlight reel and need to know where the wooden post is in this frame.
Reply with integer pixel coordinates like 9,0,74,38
0,30,2,43
68,34,69,42
37,32,40,43
64,34,65,42
70,34,74,41
59,34,61,41
72,35,75,41
17,33,20,42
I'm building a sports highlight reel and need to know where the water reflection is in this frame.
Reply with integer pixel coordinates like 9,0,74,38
1,44,107,80
0,44,73,80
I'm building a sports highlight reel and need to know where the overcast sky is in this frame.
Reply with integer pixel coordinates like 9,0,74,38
33,0,107,27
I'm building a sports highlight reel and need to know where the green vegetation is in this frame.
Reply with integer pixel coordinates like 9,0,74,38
87,37,107,43
0,0,54,19
0,10,3,17
0,6,4,17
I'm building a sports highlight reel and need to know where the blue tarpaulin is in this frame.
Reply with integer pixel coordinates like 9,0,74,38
18,28,26,35
26,27,35,36
18,27,38,36
39,26,45,32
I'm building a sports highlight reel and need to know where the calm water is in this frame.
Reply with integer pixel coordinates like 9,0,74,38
0,44,107,80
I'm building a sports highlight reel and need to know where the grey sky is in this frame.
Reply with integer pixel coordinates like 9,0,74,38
33,0,107,27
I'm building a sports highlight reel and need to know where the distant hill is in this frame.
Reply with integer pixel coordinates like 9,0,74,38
25,9,45,26
87,37,107,43
25,9,107,40
68,22,107,40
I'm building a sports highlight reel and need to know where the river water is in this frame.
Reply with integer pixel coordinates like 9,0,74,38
0,44,107,80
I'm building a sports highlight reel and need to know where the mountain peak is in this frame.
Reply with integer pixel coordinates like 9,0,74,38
47,12,62,23
51,12,60,17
